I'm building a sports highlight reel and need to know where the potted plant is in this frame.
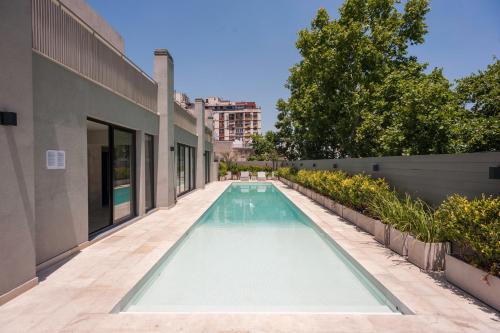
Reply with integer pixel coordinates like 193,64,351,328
437,195,500,311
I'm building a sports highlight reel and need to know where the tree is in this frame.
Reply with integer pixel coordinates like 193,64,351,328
355,64,465,156
456,59,499,117
276,0,431,158
451,58,500,152
249,131,279,161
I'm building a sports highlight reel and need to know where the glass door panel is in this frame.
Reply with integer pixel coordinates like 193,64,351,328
145,134,154,211
113,128,135,222
87,120,111,234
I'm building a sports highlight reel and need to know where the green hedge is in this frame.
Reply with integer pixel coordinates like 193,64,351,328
218,163,272,177
276,167,499,275
436,195,499,276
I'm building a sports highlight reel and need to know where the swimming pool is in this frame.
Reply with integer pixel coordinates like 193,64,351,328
117,183,405,313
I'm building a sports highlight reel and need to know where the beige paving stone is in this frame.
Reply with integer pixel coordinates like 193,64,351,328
0,180,498,332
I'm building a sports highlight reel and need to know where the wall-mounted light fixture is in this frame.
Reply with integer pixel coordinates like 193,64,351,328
0,110,17,126
170,146,175,152
489,166,500,179
312,163,316,167
372,164,379,171
332,163,338,169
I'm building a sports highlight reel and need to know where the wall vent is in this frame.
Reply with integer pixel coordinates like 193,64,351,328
46,150,66,169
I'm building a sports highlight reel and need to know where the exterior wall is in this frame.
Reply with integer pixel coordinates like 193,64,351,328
195,99,206,188
154,49,175,208
59,0,125,52
174,126,198,147
174,103,197,135
0,0,38,300
0,3,215,304
285,152,500,205
32,53,158,264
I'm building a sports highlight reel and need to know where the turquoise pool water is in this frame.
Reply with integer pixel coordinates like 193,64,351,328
120,183,401,313
113,186,130,205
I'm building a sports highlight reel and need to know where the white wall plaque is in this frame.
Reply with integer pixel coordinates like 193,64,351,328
46,150,66,169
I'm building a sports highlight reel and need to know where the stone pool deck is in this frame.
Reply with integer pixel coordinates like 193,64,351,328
0,181,498,332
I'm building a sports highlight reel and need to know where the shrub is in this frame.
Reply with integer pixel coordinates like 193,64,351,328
436,195,500,276
218,161,228,178
235,165,272,173
276,167,499,274
114,167,130,180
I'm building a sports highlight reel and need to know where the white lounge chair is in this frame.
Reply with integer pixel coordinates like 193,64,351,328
257,171,266,181
240,171,250,181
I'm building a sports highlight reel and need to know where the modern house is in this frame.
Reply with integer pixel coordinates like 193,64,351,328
0,0,215,304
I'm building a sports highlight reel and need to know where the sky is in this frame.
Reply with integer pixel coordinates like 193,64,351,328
87,0,499,132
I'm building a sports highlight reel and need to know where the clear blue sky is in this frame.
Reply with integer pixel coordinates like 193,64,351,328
87,0,499,132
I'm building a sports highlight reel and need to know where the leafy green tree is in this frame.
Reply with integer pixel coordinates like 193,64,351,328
456,59,499,117
451,59,500,152
355,64,465,156
276,0,431,158
249,131,279,161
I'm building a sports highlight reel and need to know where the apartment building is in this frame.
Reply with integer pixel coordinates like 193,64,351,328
207,97,262,143
0,0,214,304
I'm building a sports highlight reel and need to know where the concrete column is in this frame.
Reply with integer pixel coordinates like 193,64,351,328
136,130,146,215
154,49,175,208
195,99,205,189
0,0,38,303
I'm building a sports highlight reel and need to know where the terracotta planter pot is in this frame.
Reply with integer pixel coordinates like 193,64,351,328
445,254,500,311
389,227,410,256
407,237,449,271
373,220,390,245
356,213,376,235
342,206,357,224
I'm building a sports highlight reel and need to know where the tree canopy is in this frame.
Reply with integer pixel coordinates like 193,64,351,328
275,0,499,159
248,131,279,161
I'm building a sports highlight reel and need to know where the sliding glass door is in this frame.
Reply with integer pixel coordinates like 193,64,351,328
176,143,195,196
204,151,211,184
87,120,111,234
87,119,136,235
113,128,135,222
145,134,155,211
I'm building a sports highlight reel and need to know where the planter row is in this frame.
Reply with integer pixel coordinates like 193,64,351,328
279,177,500,311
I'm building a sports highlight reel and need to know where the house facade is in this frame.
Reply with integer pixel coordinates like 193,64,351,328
0,0,215,304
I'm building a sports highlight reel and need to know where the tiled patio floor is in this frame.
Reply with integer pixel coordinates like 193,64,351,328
0,181,498,332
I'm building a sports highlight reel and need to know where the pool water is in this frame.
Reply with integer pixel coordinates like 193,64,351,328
113,186,130,205
120,183,401,313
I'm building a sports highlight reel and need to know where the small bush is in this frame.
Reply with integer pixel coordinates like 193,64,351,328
436,195,500,276
218,161,228,178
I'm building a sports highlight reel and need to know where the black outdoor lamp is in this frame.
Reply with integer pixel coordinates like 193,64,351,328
0,110,17,126
372,164,379,171
332,163,337,169
170,146,175,152
313,163,316,168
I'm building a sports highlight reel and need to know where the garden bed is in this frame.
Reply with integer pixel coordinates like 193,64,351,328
278,176,443,270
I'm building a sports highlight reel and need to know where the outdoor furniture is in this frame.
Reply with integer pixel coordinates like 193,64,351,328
240,171,250,181
257,171,267,181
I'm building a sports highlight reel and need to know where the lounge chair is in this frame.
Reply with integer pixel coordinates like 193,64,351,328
257,171,266,181
240,171,250,181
